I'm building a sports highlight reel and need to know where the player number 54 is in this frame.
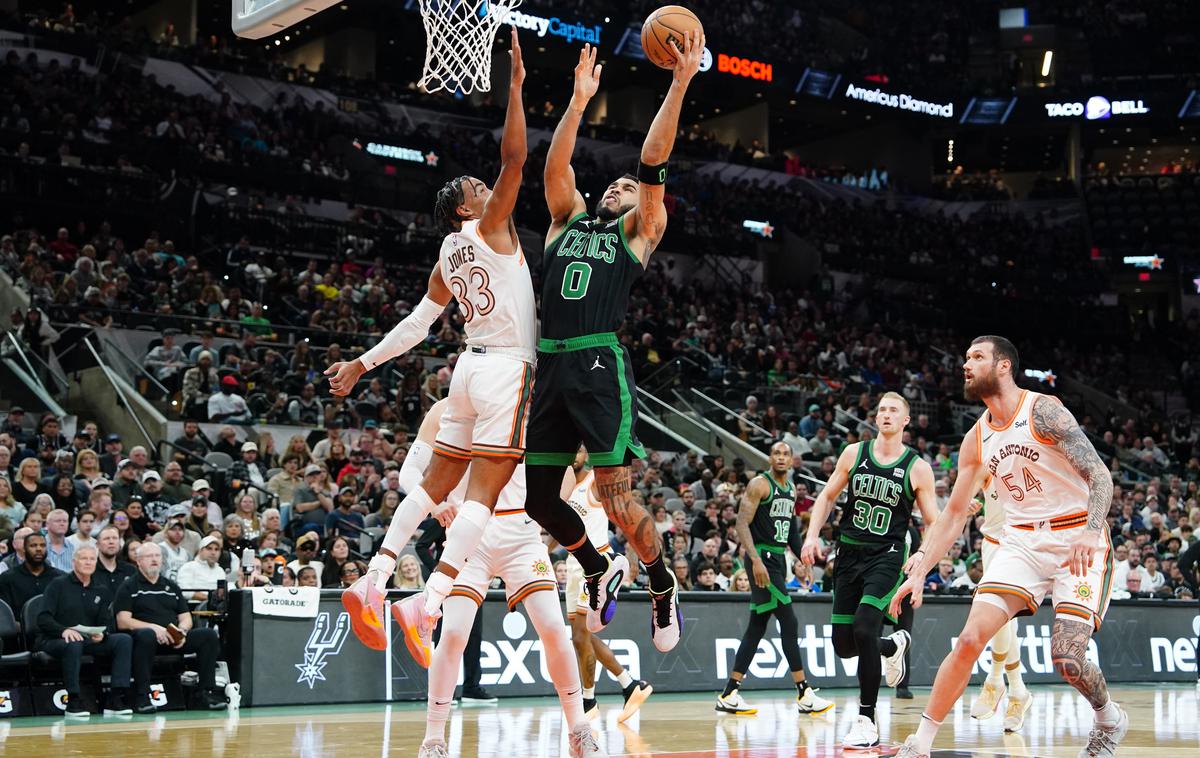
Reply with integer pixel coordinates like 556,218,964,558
1000,467,1044,502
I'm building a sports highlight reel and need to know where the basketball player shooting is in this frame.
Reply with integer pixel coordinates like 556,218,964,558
519,32,705,653
324,29,536,652
891,336,1123,758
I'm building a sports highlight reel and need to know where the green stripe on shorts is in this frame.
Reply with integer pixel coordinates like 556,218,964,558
524,451,577,467
587,345,645,467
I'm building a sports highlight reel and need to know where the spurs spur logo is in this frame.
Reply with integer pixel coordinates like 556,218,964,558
295,612,350,689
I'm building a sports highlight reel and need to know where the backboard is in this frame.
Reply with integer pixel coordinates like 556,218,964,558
232,0,342,39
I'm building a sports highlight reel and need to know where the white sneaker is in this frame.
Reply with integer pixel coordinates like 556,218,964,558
1077,705,1128,758
882,629,910,688
1003,689,1033,732
797,687,834,715
568,723,607,757
895,736,929,757
714,690,757,715
418,740,449,758
585,554,629,633
970,680,1006,720
842,714,879,749
648,576,681,652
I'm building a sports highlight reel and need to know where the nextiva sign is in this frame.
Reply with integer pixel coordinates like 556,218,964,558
844,83,954,118
498,8,602,44
1045,96,1150,119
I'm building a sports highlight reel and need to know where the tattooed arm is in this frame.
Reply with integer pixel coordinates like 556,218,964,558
1031,394,1114,576
736,476,770,588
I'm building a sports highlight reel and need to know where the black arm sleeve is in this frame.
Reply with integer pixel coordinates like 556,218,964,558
787,516,805,557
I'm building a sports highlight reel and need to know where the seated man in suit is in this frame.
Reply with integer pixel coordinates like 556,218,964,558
114,543,227,713
0,532,63,615
36,545,133,717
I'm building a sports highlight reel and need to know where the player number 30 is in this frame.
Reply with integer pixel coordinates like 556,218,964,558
851,499,892,536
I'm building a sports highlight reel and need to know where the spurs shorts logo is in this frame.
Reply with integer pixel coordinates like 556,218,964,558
532,559,550,577
295,612,350,689
149,683,168,707
53,689,69,710
1074,583,1093,600
0,691,10,714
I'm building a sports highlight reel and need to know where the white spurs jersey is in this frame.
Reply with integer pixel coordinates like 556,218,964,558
974,389,1090,525
446,462,541,546
978,476,1005,541
438,220,536,360
565,471,611,553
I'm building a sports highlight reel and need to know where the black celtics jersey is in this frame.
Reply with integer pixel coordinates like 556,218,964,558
840,441,919,544
750,475,797,548
540,211,643,341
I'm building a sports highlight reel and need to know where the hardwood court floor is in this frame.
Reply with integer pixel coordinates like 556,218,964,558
0,685,1196,756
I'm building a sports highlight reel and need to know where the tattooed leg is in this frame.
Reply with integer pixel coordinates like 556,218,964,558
1051,617,1109,709
594,466,661,563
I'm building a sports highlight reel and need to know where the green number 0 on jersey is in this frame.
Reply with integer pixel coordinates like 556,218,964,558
560,261,592,300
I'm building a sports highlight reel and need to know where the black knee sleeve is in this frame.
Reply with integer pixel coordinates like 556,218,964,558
853,604,887,706
525,464,604,573
832,623,857,658
731,612,771,675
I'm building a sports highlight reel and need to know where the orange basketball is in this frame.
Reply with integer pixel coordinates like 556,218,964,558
640,5,704,69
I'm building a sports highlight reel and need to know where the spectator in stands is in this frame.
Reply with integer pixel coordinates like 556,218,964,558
144,329,186,385
98,434,123,477
926,558,956,593
12,457,46,508
288,383,324,425
0,447,13,485
297,566,319,587
186,480,222,530
672,556,693,591
690,537,722,583
0,532,63,613
293,464,333,534
395,554,425,590
139,471,170,529
799,404,823,438
231,493,261,542
310,421,344,462
221,515,253,558
288,532,323,583
181,351,218,420
319,536,353,588
160,462,190,503
66,510,97,552
229,441,268,502
159,515,194,585
116,543,226,712
110,459,141,507
787,561,820,594
92,525,136,597
949,559,984,592
176,536,229,602
208,376,252,424
326,487,365,540
74,448,103,487
171,420,211,465
809,427,834,459
0,477,26,528
694,562,719,591
691,501,721,547
44,509,75,572
266,454,303,505
211,427,241,459
1,527,33,572
36,545,133,717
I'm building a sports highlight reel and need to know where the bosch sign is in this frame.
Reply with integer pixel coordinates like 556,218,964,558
1045,96,1149,119
717,54,772,82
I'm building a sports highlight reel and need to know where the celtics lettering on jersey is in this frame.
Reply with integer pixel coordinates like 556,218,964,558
541,212,642,340
751,476,796,548
842,441,918,543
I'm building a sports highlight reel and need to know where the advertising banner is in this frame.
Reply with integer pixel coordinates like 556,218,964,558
233,591,1199,706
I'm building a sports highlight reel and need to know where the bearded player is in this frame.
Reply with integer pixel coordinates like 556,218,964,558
716,441,833,717
892,336,1121,758
517,33,705,654
407,400,603,758
800,392,940,749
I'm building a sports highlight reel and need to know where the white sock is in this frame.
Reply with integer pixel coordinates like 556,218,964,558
914,713,942,753
436,499,492,573
1006,662,1027,698
986,652,1007,686
617,670,633,689
524,590,586,730
424,572,453,616
582,686,595,700
1095,699,1120,726
375,486,436,590
425,596,475,743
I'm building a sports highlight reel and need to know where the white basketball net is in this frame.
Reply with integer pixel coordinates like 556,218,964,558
418,0,522,94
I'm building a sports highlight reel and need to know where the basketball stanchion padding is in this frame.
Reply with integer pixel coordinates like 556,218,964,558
419,0,523,94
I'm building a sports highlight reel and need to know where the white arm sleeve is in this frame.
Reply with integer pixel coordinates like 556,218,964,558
398,440,433,495
357,296,445,370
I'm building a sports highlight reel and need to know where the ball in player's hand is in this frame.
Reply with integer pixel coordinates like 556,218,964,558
640,5,704,69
